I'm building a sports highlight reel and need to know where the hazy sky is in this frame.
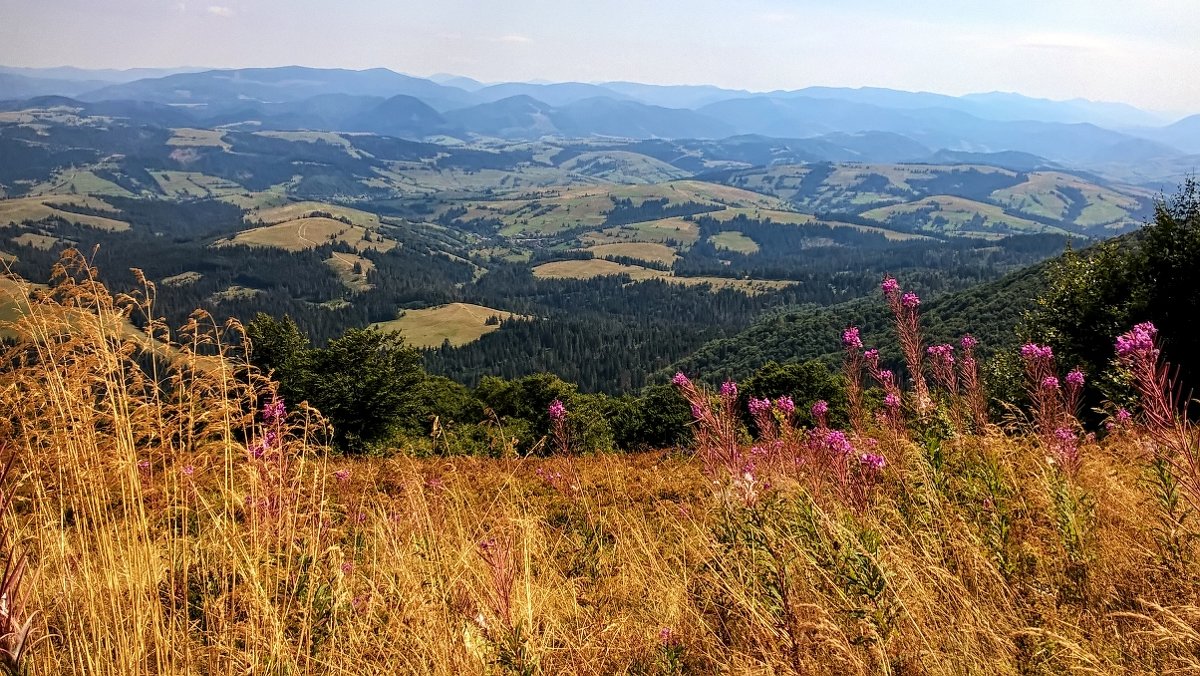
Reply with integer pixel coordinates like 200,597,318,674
2,0,1198,112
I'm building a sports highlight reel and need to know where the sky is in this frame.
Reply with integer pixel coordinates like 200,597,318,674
2,0,1198,113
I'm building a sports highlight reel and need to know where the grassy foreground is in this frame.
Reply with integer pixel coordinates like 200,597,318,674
0,256,1199,675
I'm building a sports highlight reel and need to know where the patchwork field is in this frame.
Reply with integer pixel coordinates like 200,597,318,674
372,302,525,348
27,170,137,199
580,217,701,247
152,171,244,198
532,258,795,294
863,195,1063,237
451,180,791,237
990,171,1145,228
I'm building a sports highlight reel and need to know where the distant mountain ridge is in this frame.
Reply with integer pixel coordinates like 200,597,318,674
2,65,1199,185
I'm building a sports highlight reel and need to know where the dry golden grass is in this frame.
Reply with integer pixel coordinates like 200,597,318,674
0,196,131,231
0,254,1198,675
371,302,524,348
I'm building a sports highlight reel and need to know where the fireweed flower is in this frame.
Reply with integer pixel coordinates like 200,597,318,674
1021,343,1053,360
1066,369,1085,387
878,369,894,384
881,276,900,295
748,397,772,416
690,403,703,420
263,397,286,423
671,372,690,387
823,430,854,456
719,380,738,398
901,292,921,308
884,393,901,409
1115,322,1158,358
1116,407,1131,423
1042,376,1060,391
927,343,955,364
863,348,880,364
842,326,863,349
860,452,886,471
811,400,829,418
548,399,567,421
960,334,978,350
774,396,795,415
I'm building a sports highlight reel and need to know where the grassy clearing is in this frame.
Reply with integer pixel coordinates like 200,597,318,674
584,242,679,265
160,271,203,287
249,200,383,228
168,127,231,150
9,233,69,250
5,264,1197,674
559,151,690,184
372,302,524,348
708,231,759,254
532,258,666,282
221,217,397,252
324,253,375,292
0,196,130,231
255,131,364,157
991,171,1143,227
217,191,290,210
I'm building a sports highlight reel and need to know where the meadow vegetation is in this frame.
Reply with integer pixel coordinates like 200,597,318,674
3,221,1200,674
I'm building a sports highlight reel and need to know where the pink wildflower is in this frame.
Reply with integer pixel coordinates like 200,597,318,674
884,393,901,409
842,326,863,349
811,400,829,418
881,276,900,295
748,397,772,416
263,397,286,423
901,292,921,308
671,372,690,387
334,468,351,483
960,334,978,350
1066,369,1085,387
860,452,886,471
1115,321,1158,358
548,399,567,421
1042,376,1060,391
720,380,738,398
774,396,795,415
